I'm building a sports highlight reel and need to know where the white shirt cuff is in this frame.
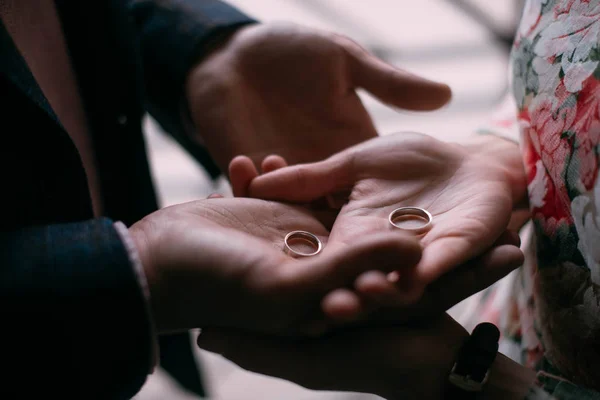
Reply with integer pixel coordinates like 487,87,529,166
113,221,159,373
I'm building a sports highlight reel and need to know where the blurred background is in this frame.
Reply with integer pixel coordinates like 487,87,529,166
136,1,524,399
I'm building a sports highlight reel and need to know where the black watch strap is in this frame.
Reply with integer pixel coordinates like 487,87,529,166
445,323,500,398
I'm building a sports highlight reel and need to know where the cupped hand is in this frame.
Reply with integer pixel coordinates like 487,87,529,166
186,23,452,172
197,313,468,400
235,132,523,298
128,196,422,335
195,240,529,400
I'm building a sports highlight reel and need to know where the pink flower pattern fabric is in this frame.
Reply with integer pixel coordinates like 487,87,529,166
472,1,600,398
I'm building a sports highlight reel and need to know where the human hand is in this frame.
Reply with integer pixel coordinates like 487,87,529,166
198,312,535,400
462,135,530,232
197,312,468,399
185,23,451,172
235,132,525,299
191,193,527,399
195,227,528,399
128,197,422,335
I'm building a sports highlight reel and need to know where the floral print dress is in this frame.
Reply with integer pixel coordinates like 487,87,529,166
468,0,600,398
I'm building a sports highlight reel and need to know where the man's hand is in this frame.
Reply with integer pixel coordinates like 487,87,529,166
128,197,422,335
198,313,468,400
238,133,527,299
185,23,452,172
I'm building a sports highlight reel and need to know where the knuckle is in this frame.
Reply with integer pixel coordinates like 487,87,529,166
294,166,311,191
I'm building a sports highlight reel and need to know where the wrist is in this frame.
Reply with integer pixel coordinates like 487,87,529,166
184,24,254,122
381,318,469,400
439,321,535,400
463,135,528,207
183,24,257,171
481,353,537,399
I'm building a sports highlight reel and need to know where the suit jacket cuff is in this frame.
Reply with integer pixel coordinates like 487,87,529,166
128,0,257,179
1,218,154,398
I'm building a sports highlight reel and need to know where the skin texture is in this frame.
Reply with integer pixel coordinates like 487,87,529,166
128,197,423,334
185,23,452,173
193,195,528,398
196,173,529,399
237,132,525,300
198,313,469,400
179,22,534,397
198,316,536,400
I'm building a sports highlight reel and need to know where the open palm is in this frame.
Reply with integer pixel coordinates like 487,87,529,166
243,133,518,293
133,196,424,334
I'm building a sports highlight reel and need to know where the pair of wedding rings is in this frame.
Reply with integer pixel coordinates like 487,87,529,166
283,206,433,258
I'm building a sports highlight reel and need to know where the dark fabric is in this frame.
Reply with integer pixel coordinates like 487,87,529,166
0,0,255,397
128,0,256,178
0,219,152,399
0,23,93,230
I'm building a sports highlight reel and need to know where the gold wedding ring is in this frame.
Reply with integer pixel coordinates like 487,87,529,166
388,207,433,236
283,231,323,258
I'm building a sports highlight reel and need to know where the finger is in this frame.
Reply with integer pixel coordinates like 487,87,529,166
420,244,524,314
261,155,288,173
355,270,403,303
355,270,424,307
207,193,224,199
369,244,523,324
282,232,422,293
340,37,452,111
508,208,531,232
417,232,515,284
495,229,521,247
421,230,523,312
229,155,259,197
321,288,365,322
249,154,355,202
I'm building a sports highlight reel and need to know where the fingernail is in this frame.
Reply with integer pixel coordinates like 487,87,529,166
387,271,400,282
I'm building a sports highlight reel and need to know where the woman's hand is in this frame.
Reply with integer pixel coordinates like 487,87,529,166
234,132,525,300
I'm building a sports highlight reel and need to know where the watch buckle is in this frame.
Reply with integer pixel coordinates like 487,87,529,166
447,362,490,392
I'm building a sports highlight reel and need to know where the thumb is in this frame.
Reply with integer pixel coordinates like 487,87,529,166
342,38,452,111
284,232,422,293
423,243,523,314
248,153,355,202
368,238,523,325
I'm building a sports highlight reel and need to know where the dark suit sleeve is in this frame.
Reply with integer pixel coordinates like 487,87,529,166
0,218,153,399
127,0,257,178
